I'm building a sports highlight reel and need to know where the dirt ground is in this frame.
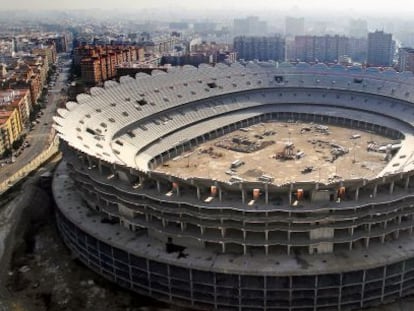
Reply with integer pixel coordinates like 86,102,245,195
3,205,170,311
157,121,394,184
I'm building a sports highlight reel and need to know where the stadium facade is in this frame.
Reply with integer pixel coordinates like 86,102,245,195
53,61,414,310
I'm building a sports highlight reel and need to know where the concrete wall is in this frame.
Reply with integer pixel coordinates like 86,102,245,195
0,135,60,194
56,207,414,311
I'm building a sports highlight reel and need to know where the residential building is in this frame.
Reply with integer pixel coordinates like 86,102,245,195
398,47,414,72
75,45,146,85
0,37,15,57
80,57,102,85
32,44,57,66
294,35,348,63
233,36,285,62
0,89,31,128
0,108,23,155
367,31,394,67
9,62,42,106
348,37,368,63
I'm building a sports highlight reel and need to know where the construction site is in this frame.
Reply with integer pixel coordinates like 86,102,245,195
157,120,395,184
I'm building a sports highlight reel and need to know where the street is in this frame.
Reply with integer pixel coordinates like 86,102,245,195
0,55,70,185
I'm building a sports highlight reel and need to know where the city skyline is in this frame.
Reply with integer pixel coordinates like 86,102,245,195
1,0,414,16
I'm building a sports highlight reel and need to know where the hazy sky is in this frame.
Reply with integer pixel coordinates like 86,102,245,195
1,0,414,14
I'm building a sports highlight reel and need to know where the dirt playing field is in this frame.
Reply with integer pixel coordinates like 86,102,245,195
157,121,398,184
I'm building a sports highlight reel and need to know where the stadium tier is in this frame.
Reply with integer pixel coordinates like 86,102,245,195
53,62,414,310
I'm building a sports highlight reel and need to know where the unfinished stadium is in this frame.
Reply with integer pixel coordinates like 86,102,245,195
53,62,414,310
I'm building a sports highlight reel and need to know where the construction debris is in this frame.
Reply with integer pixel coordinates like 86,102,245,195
216,135,275,153
301,166,314,174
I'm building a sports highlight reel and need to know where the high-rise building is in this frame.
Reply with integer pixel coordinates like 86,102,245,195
398,47,414,72
294,35,348,63
285,17,305,37
367,30,394,67
233,36,285,62
347,37,368,63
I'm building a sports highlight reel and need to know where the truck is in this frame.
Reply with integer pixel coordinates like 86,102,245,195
230,159,245,169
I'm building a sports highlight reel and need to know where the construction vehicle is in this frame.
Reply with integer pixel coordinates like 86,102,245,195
275,142,295,160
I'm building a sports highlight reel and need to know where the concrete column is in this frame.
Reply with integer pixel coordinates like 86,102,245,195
373,185,378,198
221,243,226,253
243,244,247,255
243,230,246,241
241,188,246,204
87,155,92,168
265,230,269,242
265,245,269,255
162,218,166,228
196,186,201,200
218,188,222,202
156,180,161,193
389,181,395,195
265,183,269,204
365,238,370,248
289,183,293,205
176,185,180,197
200,226,204,236
98,159,103,174
394,230,400,239
355,187,359,201
221,227,225,238
405,176,410,191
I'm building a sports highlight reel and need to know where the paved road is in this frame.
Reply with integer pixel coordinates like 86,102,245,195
0,56,69,184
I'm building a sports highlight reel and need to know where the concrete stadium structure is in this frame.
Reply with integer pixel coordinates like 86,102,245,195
53,61,414,311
